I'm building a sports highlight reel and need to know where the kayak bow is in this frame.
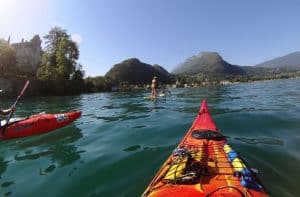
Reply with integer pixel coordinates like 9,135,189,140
143,99,268,197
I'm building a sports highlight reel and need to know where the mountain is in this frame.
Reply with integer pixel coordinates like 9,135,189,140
105,58,172,85
255,51,300,70
172,52,245,77
153,64,169,76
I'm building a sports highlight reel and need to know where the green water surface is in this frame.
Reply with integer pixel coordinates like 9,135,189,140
0,78,300,197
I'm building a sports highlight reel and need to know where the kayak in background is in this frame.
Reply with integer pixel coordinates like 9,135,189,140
142,99,268,197
0,111,82,140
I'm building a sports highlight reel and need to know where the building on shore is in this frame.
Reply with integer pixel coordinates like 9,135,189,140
11,35,42,76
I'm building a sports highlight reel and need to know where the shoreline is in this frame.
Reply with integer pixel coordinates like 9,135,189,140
1,74,297,96
1,76,298,99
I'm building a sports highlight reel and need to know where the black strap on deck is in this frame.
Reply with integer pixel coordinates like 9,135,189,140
191,130,226,141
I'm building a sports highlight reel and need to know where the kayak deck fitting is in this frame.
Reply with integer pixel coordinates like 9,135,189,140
142,100,268,197
0,111,81,140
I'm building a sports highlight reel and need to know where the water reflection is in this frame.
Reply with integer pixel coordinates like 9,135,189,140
149,99,166,112
3,125,84,178
0,157,8,179
14,125,83,149
0,157,14,196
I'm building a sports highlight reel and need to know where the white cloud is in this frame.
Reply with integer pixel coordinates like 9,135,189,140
71,34,82,44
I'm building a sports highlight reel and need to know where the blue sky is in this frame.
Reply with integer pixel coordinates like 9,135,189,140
1,0,300,76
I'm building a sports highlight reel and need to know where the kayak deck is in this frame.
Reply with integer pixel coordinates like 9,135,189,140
142,100,268,197
0,111,81,140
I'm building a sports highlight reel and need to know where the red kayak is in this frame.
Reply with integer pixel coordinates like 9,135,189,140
0,111,81,140
143,100,268,197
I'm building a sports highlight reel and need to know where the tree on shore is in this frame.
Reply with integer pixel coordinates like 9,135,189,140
69,64,85,93
37,27,84,94
84,76,109,92
0,39,18,77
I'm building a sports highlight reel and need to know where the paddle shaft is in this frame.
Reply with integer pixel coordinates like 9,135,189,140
4,80,30,128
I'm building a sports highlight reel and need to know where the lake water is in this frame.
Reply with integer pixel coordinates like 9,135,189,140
0,78,300,197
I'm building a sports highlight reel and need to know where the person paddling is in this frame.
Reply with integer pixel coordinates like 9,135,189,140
0,106,15,116
0,90,15,117
0,103,15,127
151,76,158,99
0,80,29,129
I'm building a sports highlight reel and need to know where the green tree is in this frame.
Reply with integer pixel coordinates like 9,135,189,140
37,27,83,95
84,76,108,92
0,39,18,77
44,27,68,54
69,64,85,94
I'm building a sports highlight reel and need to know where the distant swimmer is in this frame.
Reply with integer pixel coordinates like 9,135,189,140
159,91,166,97
159,90,171,97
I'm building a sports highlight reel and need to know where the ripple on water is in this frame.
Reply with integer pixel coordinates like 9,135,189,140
1,181,14,188
14,150,54,161
234,137,284,146
100,104,115,110
96,114,149,122
4,192,12,197
123,145,141,152
132,125,147,129
44,164,56,173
